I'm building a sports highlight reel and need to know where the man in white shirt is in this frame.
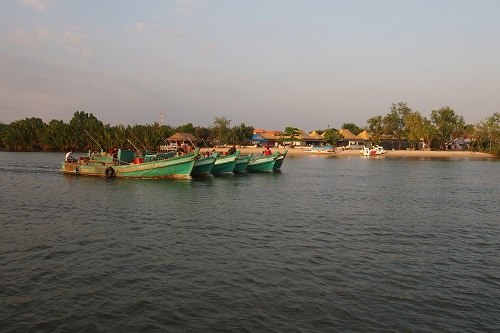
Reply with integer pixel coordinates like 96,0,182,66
65,150,76,163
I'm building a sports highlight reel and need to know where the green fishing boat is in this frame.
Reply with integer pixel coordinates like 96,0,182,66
211,151,240,174
61,148,198,179
233,153,253,173
246,151,279,172
191,152,218,177
273,150,288,170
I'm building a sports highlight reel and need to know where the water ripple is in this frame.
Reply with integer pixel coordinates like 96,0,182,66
1,153,499,332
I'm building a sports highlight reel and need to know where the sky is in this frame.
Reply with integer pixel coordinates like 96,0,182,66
1,0,499,132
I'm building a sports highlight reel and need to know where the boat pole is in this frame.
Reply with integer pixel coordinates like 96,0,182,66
128,129,147,151
127,139,143,156
84,130,104,151
201,138,211,154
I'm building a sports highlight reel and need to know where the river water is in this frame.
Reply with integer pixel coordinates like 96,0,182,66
1,151,499,332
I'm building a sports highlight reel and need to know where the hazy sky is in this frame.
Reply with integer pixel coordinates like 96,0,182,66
1,0,499,131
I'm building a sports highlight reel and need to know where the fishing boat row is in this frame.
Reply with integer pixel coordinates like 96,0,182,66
60,148,287,179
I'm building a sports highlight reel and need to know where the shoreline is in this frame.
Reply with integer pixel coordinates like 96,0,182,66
206,146,496,159
0,147,496,159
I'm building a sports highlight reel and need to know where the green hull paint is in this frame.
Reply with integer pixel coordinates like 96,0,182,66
233,153,252,173
61,148,198,179
273,150,288,170
211,151,240,174
246,152,278,172
191,153,217,176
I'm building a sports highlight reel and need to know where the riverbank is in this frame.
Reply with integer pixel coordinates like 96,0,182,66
207,146,495,159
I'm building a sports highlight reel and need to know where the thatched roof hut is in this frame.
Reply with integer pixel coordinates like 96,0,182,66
167,133,199,142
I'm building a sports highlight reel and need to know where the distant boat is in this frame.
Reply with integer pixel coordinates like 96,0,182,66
211,151,240,174
233,153,253,173
246,151,279,172
60,148,199,179
361,145,386,156
191,152,218,177
302,145,334,153
273,150,288,170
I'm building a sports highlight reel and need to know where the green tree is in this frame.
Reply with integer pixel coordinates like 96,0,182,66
228,123,254,146
341,122,363,135
323,128,344,146
4,117,46,150
420,117,436,150
430,106,464,150
366,115,384,145
0,122,8,148
405,112,425,149
383,102,412,150
279,127,300,147
474,113,500,153
69,111,105,151
194,126,212,147
178,122,195,134
212,116,231,146
42,119,70,150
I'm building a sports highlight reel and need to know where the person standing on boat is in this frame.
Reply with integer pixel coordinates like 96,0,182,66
227,145,236,155
65,150,77,163
264,146,272,156
109,146,118,164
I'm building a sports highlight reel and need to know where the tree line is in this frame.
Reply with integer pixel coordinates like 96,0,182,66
310,103,498,155
1,103,499,155
0,111,254,153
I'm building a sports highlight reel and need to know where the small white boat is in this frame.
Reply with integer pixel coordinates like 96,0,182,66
361,145,386,156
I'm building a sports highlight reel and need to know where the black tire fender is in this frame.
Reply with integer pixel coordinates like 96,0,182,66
105,166,115,178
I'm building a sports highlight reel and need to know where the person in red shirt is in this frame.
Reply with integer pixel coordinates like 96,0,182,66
264,146,272,156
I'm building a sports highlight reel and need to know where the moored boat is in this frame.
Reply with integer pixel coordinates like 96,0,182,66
191,152,218,177
211,151,240,174
246,151,279,172
361,145,386,156
273,150,288,171
233,153,253,173
302,145,334,153
61,148,199,179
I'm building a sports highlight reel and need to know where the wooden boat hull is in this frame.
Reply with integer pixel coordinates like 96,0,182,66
61,149,198,179
211,151,240,174
233,153,252,173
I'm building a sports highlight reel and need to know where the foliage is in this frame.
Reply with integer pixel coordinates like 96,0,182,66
3,117,46,150
228,123,254,146
366,115,383,145
430,106,465,150
420,117,436,150
323,129,344,146
405,112,426,149
211,116,231,146
0,123,7,148
383,102,412,150
279,127,300,147
178,122,195,134
2,107,499,156
194,126,212,146
341,123,363,135
474,113,500,152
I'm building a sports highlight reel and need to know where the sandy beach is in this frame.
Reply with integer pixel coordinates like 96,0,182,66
207,146,496,159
